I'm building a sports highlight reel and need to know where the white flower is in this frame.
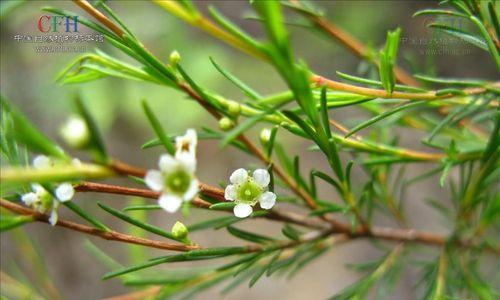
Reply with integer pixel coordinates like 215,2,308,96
175,129,197,159
22,155,78,225
33,155,53,169
144,153,199,213
55,183,75,202
21,184,67,226
224,168,277,218
32,155,76,202
60,116,90,148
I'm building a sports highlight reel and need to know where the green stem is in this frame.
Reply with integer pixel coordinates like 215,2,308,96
1,164,115,186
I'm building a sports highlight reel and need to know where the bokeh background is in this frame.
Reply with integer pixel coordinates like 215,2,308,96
1,1,498,299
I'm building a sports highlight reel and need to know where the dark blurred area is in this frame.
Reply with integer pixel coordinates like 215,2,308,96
1,1,497,299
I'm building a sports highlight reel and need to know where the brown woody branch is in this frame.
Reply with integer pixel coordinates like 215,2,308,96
111,158,345,230
72,181,499,252
74,181,327,230
0,199,199,252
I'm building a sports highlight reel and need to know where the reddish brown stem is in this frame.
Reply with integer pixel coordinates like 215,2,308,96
75,181,327,229
0,199,200,252
288,0,419,87
73,0,124,37
72,182,496,251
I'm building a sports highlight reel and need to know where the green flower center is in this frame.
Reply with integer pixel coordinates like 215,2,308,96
236,180,262,205
165,169,192,194
40,192,54,212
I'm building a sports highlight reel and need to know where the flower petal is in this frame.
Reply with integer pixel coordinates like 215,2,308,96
55,183,74,202
183,179,199,201
176,151,196,173
21,192,38,206
56,182,75,202
49,210,58,226
224,184,237,201
158,154,178,171
230,168,247,184
158,194,183,213
233,203,253,218
259,191,276,209
175,129,197,155
144,170,164,191
253,169,270,188
31,184,45,194
33,155,51,169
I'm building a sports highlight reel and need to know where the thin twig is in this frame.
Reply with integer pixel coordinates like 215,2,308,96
4,196,497,253
73,0,124,37
0,199,200,252
74,181,327,229
72,182,498,251
102,287,161,300
287,0,419,87
312,75,497,100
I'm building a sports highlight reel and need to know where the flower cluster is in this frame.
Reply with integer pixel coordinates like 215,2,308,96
145,129,199,213
144,129,277,217
225,168,276,218
21,155,78,225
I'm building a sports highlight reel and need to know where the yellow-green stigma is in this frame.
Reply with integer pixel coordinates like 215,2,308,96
165,169,191,194
236,180,262,205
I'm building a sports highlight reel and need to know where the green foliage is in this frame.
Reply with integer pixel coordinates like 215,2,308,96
98,202,181,242
1,96,67,160
378,28,401,94
0,215,34,232
1,0,499,299
64,201,110,231
74,96,108,163
141,99,176,155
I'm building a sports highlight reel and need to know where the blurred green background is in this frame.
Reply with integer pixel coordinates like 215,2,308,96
1,1,497,299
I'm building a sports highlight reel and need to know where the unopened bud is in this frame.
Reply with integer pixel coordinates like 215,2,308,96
169,50,181,67
60,116,89,149
171,221,189,240
227,101,241,117
260,128,272,145
219,117,234,131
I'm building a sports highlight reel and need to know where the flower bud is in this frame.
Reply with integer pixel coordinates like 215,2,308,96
219,117,234,131
260,128,272,146
227,101,241,118
60,116,90,149
171,221,188,240
169,50,181,67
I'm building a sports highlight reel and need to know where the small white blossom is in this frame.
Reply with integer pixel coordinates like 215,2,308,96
224,168,277,218
21,184,65,226
60,116,90,148
145,130,199,213
175,129,197,159
22,155,78,225
55,182,75,202
33,155,53,169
